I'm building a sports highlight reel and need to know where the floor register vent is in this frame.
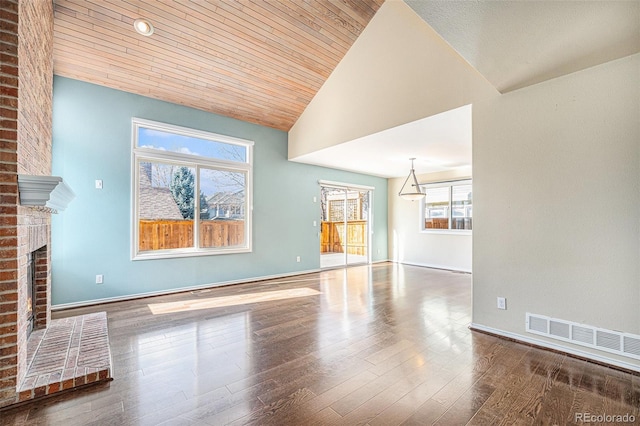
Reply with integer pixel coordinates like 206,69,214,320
526,313,640,361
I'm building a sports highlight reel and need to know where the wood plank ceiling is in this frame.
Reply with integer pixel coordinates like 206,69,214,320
52,0,384,131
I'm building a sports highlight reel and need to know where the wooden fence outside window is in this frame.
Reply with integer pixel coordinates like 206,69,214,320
320,220,367,256
139,220,244,251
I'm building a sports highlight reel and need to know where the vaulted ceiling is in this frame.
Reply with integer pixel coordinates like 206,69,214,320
53,0,384,131
52,0,639,177
406,0,640,94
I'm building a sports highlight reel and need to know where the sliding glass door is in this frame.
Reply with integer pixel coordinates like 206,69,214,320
320,184,371,269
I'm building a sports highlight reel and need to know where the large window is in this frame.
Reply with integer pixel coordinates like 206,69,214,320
132,118,253,260
422,180,472,232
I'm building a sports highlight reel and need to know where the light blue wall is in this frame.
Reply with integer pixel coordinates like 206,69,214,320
52,77,388,305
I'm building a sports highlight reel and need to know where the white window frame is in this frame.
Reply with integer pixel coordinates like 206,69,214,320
131,118,253,260
420,179,472,235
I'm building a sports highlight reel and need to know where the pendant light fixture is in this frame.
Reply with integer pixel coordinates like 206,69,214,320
398,158,425,201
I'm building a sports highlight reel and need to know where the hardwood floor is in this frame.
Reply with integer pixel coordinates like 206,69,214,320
2,263,638,425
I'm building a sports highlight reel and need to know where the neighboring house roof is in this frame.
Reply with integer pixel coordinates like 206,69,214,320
207,191,244,206
139,163,183,220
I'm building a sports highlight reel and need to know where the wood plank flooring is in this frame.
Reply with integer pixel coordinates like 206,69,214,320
1,263,638,425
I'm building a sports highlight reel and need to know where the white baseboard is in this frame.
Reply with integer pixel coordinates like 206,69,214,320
52,268,322,311
470,323,640,373
392,260,471,274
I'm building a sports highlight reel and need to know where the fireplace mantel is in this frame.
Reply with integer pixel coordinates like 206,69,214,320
17,175,75,213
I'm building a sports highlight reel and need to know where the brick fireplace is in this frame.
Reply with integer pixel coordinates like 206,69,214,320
1,0,111,409
0,0,54,408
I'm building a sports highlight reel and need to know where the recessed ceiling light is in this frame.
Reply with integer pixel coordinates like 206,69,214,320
134,18,154,36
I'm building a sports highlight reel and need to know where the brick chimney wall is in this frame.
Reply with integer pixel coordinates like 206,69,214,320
0,0,54,408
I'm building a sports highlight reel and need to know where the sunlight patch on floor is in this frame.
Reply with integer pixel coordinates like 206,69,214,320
148,287,321,314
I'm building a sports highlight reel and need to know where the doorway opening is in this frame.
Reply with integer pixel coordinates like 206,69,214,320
319,183,371,269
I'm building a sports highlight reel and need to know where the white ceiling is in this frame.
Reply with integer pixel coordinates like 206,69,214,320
405,0,640,93
295,0,640,179
293,104,472,178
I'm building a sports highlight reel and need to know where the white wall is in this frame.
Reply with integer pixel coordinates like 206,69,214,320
473,54,640,368
287,0,639,370
288,0,497,159
389,167,472,272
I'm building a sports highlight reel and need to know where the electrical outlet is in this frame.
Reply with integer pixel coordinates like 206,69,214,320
96,274,103,284
497,297,506,310
296,256,301,262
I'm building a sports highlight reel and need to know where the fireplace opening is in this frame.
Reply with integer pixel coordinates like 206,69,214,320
26,252,35,338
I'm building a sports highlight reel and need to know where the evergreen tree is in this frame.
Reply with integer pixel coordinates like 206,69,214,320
169,166,211,220
170,166,195,219
199,192,210,219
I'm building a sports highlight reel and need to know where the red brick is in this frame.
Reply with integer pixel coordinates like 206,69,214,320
0,236,18,249
1,1,18,13
0,8,18,22
86,371,98,383
0,18,18,34
17,389,32,402
0,377,15,389
0,195,16,205
0,282,16,292
0,334,16,345
0,52,17,65
0,163,16,173
0,393,16,405
0,0,54,408
61,378,73,390
0,292,18,303
0,248,16,258
0,212,16,221
0,118,17,131
0,366,16,379
0,107,17,121
0,130,16,141
0,142,17,152
47,382,60,393
0,93,18,108
0,226,18,237
0,312,17,324
0,32,18,47
0,257,18,269
0,354,16,368
0,151,16,162
0,86,17,98
0,319,16,329
0,39,18,54
0,269,17,281
33,385,46,398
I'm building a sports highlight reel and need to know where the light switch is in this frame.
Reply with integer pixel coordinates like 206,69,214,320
95,180,103,189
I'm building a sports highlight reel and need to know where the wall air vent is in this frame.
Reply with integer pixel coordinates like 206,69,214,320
572,325,594,345
526,313,640,361
596,330,621,351
623,336,640,358
549,320,570,339
528,315,548,333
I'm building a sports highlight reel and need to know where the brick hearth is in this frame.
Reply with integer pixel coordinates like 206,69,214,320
0,0,112,409
17,313,112,403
